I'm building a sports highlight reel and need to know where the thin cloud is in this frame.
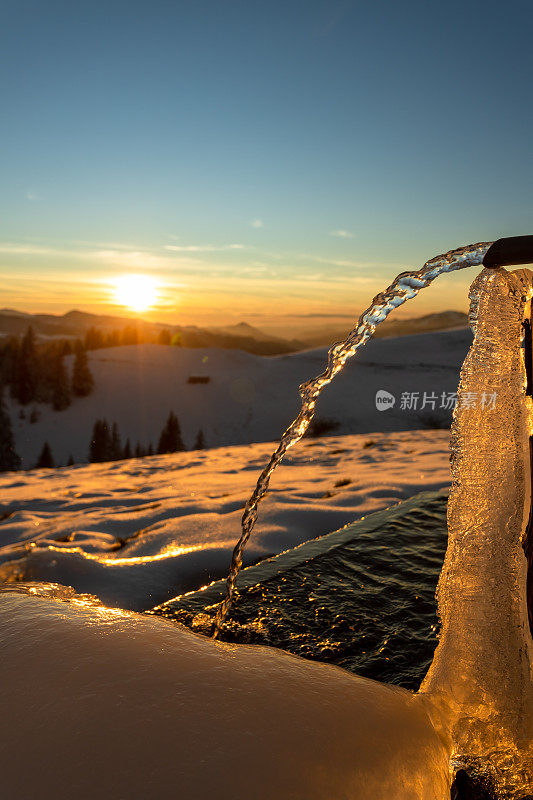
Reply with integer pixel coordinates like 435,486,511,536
0,244,57,256
70,239,141,250
241,266,277,276
0,241,195,272
0,239,394,282
298,253,373,269
330,229,354,238
250,219,264,228
297,252,403,273
94,249,176,271
288,312,355,318
164,244,246,252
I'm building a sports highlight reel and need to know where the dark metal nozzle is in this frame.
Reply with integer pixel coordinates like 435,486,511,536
483,236,533,269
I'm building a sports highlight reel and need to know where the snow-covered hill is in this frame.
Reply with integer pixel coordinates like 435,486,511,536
0,430,450,610
9,327,471,468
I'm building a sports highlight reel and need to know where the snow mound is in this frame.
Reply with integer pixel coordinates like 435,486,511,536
0,588,452,800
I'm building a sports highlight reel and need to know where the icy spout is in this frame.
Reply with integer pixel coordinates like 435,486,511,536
421,267,533,796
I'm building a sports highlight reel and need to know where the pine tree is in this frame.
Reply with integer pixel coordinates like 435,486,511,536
110,422,122,460
0,337,20,387
13,326,38,405
72,341,94,397
157,329,172,345
34,345,53,404
105,330,121,348
0,388,21,471
89,418,111,462
52,352,71,411
35,441,54,469
157,411,186,454
194,428,206,449
123,438,132,459
121,325,139,346
84,327,105,350
147,442,153,456
67,454,75,466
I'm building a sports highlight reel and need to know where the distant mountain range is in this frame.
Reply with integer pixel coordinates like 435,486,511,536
0,308,469,354
299,310,469,347
0,309,303,355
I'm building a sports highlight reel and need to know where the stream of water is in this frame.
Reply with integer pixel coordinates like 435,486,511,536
213,241,493,634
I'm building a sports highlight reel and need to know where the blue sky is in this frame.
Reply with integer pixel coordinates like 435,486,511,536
1,0,532,328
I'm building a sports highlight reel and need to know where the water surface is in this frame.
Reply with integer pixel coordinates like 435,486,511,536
155,490,448,690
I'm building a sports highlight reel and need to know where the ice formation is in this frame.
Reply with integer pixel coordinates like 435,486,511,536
0,586,451,800
421,267,533,796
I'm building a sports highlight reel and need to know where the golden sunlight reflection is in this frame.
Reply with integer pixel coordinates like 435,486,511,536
112,274,159,312
31,541,207,565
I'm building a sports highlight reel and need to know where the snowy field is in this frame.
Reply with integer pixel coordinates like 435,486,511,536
9,327,470,467
0,430,451,610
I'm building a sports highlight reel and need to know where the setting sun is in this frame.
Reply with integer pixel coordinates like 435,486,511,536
112,274,159,312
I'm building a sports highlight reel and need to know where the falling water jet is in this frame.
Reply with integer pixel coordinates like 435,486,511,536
213,240,495,636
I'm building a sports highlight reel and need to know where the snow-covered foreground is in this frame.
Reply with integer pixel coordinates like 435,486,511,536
0,587,451,800
0,430,450,609
11,327,470,467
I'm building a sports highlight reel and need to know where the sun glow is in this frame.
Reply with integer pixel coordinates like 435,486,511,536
112,274,159,312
